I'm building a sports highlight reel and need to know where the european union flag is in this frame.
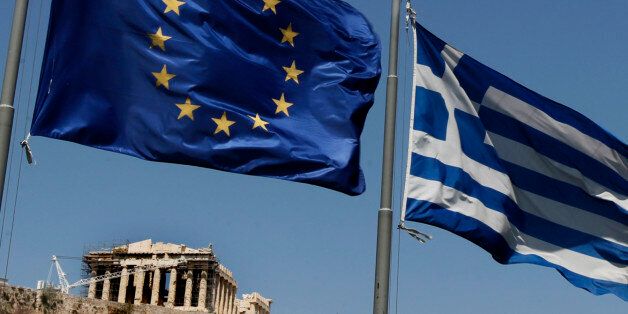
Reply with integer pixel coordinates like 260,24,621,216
31,0,381,195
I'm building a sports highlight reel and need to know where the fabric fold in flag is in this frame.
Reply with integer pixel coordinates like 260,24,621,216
31,0,381,195
403,22,627,299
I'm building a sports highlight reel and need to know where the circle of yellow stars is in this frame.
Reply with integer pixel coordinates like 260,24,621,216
147,0,304,138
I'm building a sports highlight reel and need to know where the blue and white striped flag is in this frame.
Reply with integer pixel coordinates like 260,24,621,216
402,23,627,299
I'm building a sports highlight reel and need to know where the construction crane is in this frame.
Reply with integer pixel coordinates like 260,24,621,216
46,255,187,294
51,255,70,293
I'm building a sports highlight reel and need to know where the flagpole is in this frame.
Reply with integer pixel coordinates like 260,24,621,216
373,0,401,313
0,0,30,215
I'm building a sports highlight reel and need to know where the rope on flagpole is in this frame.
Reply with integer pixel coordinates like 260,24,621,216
396,1,432,246
392,3,413,312
4,0,45,278
393,2,426,313
0,1,32,259
393,227,401,314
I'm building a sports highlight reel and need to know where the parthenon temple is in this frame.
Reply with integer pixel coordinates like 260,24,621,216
82,240,271,313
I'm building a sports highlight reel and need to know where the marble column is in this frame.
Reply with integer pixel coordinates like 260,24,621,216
166,268,177,307
118,267,128,303
101,271,111,301
151,268,161,305
215,278,222,314
227,286,233,314
226,282,231,314
183,270,193,307
198,270,208,309
134,269,145,305
221,279,227,314
232,286,238,314
212,275,219,313
233,287,238,314
224,286,229,314
87,270,97,299
217,278,224,314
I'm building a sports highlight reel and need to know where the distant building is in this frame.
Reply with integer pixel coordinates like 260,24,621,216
82,239,271,313
236,292,272,314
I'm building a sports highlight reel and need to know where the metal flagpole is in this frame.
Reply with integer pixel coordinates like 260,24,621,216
0,0,30,217
373,0,401,313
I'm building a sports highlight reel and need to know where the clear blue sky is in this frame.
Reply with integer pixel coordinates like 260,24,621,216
0,1,626,313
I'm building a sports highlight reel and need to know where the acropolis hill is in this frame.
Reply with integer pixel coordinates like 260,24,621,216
0,239,271,314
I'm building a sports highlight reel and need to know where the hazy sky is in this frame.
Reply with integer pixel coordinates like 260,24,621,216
0,1,626,313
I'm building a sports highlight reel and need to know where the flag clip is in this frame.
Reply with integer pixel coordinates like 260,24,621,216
20,133,34,165
399,222,432,244
405,1,417,28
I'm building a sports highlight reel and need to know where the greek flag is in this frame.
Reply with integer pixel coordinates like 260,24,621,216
402,23,627,299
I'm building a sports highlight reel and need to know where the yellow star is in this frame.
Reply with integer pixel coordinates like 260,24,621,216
212,112,236,136
280,23,299,47
163,0,186,15
148,27,172,51
262,0,281,14
152,65,176,89
272,93,293,116
176,98,200,120
283,61,304,84
248,113,270,131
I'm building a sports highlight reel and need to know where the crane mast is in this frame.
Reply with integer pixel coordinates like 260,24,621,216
51,255,70,293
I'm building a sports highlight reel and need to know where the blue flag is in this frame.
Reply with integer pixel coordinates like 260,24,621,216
31,0,381,195
403,23,627,299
